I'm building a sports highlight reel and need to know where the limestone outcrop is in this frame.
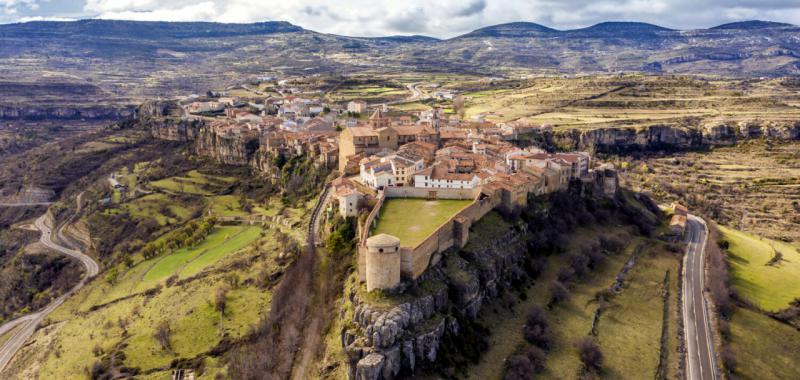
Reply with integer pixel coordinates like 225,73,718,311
546,119,799,152
0,105,134,121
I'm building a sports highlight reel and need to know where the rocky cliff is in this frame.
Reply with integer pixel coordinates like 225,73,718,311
0,105,134,121
343,226,529,380
548,120,800,152
137,101,265,169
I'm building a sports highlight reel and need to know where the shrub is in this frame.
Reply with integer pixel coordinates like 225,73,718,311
576,336,604,371
569,253,591,277
165,275,178,287
721,346,737,373
557,267,576,283
523,306,553,350
599,235,625,254
503,346,546,380
104,267,119,285
583,247,607,269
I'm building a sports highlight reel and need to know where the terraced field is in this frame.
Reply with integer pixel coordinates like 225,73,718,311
626,141,800,243
462,76,800,127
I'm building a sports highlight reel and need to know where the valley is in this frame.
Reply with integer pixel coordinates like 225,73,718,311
0,13,798,380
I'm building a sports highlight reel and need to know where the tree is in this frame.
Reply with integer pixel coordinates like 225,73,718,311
326,231,347,254
215,286,230,314
453,95,466,119
105,267,119,285
576,336,603,371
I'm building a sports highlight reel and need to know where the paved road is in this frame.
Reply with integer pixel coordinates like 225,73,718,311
385,82,427,106
0,207,98,374
682,215,719,380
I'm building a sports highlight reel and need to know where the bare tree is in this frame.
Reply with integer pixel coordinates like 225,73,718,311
154,320,172,353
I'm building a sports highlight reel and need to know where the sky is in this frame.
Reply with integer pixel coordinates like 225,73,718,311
1,0,798,38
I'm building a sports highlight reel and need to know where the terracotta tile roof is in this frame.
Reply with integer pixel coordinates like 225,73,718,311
347,126,378,137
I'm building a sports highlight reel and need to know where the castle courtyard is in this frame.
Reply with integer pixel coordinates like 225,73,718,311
372,198,472,247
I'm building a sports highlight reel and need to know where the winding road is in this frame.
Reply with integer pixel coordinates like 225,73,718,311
682,214,719,380
0,201,98,374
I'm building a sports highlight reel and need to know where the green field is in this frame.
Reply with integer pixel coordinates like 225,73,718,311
729,307,800,379
372,198,471,247
539,242,634,379
27,229,281,379
142,226,261,284
463,222,680,380
208,195,245,217
719,225,800,311
597,245,681,379
125,193,194,225
149,170,236,196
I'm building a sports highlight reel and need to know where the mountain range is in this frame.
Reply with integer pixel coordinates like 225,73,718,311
1,19,799,99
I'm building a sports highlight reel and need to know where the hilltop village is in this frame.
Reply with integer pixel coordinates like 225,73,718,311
175,87,618,294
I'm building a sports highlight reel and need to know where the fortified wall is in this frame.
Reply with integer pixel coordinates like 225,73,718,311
358,187,503,291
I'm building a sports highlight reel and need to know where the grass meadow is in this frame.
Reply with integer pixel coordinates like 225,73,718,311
372,198,471,247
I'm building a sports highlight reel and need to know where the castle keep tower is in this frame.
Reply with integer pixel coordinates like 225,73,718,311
365,234,401,291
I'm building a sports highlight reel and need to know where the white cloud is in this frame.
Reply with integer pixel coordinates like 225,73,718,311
2,1,799,36
17,15,76,22
90,1,218,22
1,0,38,17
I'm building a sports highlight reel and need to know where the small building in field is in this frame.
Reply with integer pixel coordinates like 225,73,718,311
669,214,687,239
347,101,368,114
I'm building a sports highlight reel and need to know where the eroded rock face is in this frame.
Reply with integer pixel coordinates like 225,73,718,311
702,123,738,145
138,102,269,170
356,353,385,380
0,105,134,121
193,127,257,166
548,120,799,152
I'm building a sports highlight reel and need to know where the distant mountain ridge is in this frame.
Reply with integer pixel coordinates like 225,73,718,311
710,20,795,30
1,18,799,99
2,18,796,41
0,19,303,39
